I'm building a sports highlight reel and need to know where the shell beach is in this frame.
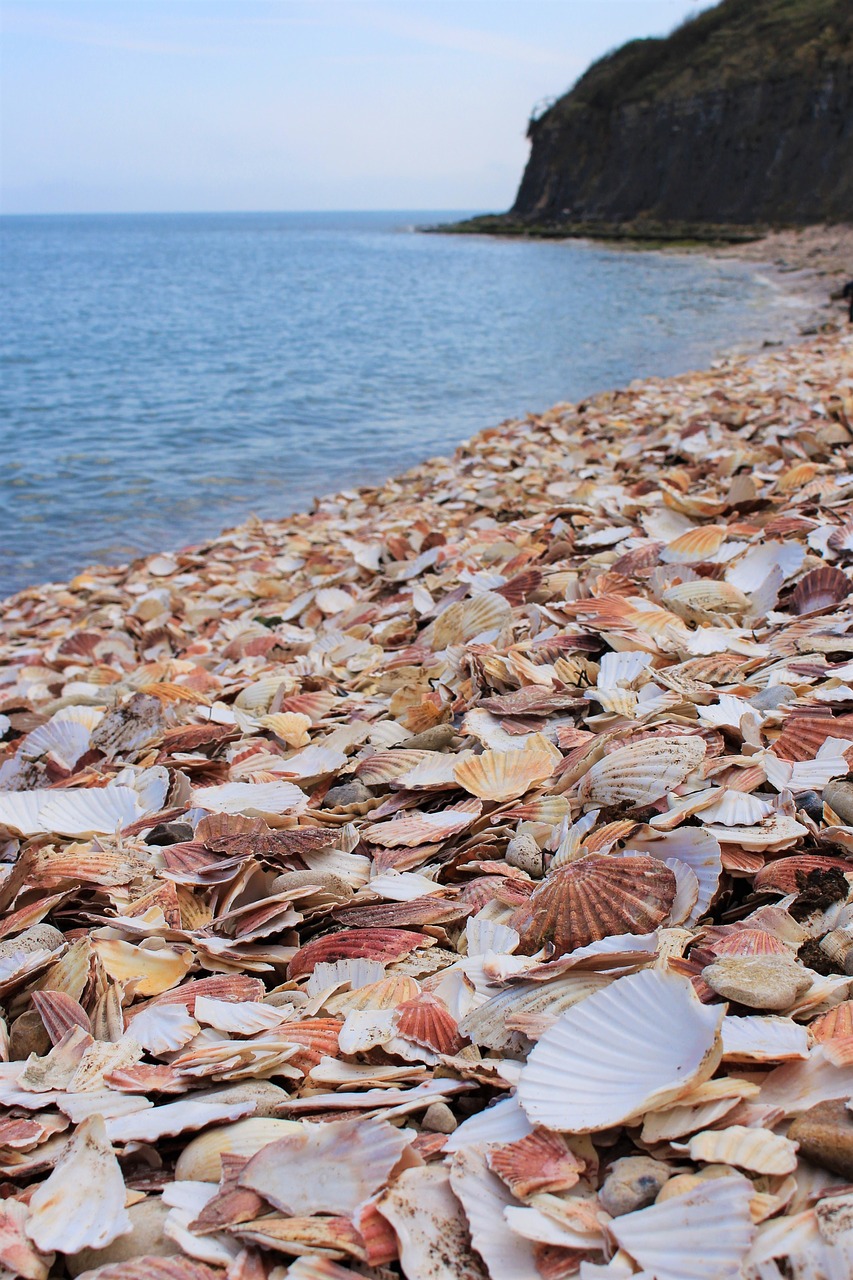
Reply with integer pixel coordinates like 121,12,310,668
1,330,853,1279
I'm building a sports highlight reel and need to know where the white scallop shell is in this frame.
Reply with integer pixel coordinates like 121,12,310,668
191,779,307,817
239,1115,411,1217
443,1095,532,1153
106,1099,252,1145
465,914,520,957
449,1145,538,1280
23,705,105,769
578,736,705,807
26,1115,131,1254
610,1175,755,1280
517,969,724,1132
597,650,652,690
665,857,700,926
378,1167,488,1279
721,1015,809,1064
678,1125,798,1175
696,789,775,827
175,1116,303,1181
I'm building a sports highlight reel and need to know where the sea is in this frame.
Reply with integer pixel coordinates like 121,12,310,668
0,211,807,598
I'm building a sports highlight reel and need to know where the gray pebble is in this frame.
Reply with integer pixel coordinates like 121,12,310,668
749,685,798,711
506,833,543,878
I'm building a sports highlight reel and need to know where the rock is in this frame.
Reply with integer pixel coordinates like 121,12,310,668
793,790,824,823
599,1156,672,1216
9,1010,51,1061
324,778,372,808
505,833,543,878
750,685,798,711
67,1198,179,1275
788,1099,853,1180
824,780,853,826
702,954,812,1011
422,1102,457,1134
145,821,194,846
399,724,457,751
0,924,65,959
270,869,351,898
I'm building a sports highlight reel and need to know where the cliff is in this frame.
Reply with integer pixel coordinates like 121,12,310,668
467,0,853,238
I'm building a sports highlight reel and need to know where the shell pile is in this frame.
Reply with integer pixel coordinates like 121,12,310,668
1,332,852,1280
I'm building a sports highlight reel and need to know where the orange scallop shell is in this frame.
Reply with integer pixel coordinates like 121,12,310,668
486,1129,586,1199
772,711,853,763
279,1018,341,1070
753,855,852,895
145,974,265,1012
703,928,790,959
287,928,427,979
811,1000,853,1042
31,990,91,1044
512,854,677,957
395,992,465,1055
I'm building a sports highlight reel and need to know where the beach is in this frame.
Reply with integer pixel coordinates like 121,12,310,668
1,257,853,1276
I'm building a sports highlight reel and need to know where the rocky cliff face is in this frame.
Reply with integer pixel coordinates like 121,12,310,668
512,0,853,230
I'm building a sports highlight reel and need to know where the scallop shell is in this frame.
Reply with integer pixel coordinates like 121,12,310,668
708,928,790,959
454,735,561,801
790,566,851,615
238,1115,410,1217
517,969,724,1132
448,1146,539,1280
486,1129,585,1199
681,1125,798,1174
513,855,676,957
609,1176,755,1280
577,735,705,807
174,1116,302,1181
191,780,307,817
662,579,750,619
696,788,774,827
26,1115,131,1254
627,827,722,924
420,591,512,649
721,1015,809,1064
810,1000,853,1042
660,524,728,564
148,974,265,1012
753,854,852,895
395,993,465,1054
287,928,428,979
22,705,104,770
773,712,853,762
363,798,481,847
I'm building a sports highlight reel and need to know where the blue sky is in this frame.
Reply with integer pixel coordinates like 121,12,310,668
1,1,715,214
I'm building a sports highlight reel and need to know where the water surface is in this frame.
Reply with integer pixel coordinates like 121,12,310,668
0,212,802,595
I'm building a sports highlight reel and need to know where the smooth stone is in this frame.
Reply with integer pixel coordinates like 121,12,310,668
749,684,798,711
793,790,824,823
599,1156,672,1216
324,778,372,807
702,954,812,1011
505,833,543,878
824,780,853,826
270,869,351,898
788,1099,853,1180
145,821,194,846
0,924,65,959
9,1010,51,1061
398,724,457,751
422,1102,458,1134
67,1198,179,1275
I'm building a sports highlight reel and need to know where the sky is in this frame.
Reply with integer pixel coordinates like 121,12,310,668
1,1,716,215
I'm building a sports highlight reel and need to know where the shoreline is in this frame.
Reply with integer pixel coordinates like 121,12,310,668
2,225,849,609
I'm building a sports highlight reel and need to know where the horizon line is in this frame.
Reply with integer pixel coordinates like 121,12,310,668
0,206,485,218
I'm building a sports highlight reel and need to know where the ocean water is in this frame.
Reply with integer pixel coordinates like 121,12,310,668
0,211,803,597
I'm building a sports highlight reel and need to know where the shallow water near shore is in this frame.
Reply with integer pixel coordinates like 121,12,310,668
0,210,807,596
